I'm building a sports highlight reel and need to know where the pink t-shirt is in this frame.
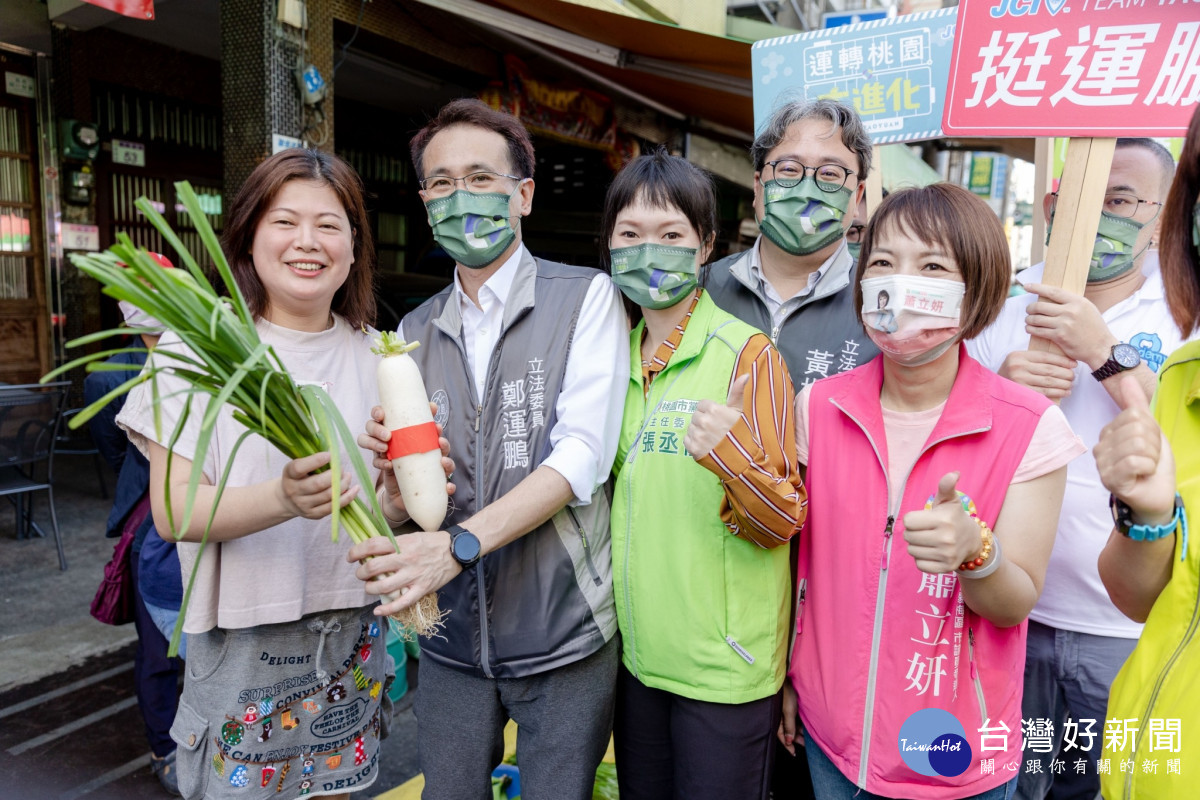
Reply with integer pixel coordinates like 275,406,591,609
795,383,1084,510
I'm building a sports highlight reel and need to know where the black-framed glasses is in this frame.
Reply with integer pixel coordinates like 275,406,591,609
419,171,522,198
1050,191,1163,220
846,223,866,243
765,159,856,192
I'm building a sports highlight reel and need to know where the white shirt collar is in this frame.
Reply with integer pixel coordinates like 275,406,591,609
746,237,834,303
454,243,526,314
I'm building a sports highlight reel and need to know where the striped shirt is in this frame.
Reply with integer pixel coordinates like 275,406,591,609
641,291,807,549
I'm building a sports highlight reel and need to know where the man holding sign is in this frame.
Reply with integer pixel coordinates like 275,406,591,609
967,138,1186,796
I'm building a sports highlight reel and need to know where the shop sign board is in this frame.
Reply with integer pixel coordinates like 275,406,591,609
752,7,958,144
62,223,100,252
271,133,302,155
969,154,994,196
943,0,1200,137
112,139,145,167
5,72,35,99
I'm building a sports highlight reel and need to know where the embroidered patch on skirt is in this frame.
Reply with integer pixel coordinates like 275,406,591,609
169,605,394,799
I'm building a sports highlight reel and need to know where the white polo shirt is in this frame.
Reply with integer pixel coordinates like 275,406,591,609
967,254,1191,638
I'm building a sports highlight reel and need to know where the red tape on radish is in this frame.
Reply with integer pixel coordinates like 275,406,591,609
387,421,440,460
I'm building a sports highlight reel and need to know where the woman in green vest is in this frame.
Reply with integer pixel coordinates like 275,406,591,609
603,150,807,800
1093,102,1200,800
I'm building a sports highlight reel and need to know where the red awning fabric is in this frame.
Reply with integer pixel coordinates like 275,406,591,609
79,0,155,20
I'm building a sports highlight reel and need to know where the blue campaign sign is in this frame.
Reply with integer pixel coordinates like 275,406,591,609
823,10,887,29
752,7,957,144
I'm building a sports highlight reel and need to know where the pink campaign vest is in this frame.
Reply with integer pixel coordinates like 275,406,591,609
791,348,1050,798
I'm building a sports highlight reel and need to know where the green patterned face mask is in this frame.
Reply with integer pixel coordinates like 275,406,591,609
424,189,519,269
609,243,698,310
758,178,852,256
1087,211,1149,283
847,241,861,261
1046,209,1152,283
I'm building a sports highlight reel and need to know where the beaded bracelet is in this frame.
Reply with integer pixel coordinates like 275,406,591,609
923,491,1001,579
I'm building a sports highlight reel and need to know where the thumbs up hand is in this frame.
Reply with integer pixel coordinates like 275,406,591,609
685,374,751,460
902,472,983,574
1095,376,1178,526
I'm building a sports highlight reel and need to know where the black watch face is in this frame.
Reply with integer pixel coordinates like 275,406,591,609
453,531,481,564
1114,343,1141,368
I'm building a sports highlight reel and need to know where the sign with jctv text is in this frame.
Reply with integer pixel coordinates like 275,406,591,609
943,0,1200,137
752,7,958,144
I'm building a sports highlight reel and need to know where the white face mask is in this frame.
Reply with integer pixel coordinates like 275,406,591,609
860,274,965,367
118,300,165,333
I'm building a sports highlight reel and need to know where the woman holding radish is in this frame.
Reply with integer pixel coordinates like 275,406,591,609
118,149,449,800
604,151,806,800
779,184,1082,800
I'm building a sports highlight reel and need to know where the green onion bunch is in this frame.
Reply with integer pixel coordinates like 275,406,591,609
44,181,442,652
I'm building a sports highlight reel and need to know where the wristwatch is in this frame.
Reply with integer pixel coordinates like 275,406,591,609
1110,493,1185,541
448,524,482,569
1092,343,1141,381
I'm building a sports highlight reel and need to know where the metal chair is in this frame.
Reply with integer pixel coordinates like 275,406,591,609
0,381,70,570
55,407,111,499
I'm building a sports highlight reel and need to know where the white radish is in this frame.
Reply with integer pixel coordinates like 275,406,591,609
373,332,448,531
370,332,450,637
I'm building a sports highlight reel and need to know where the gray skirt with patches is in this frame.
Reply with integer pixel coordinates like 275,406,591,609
170,604,395,799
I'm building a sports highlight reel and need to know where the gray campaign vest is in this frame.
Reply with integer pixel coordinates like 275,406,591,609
399,250,616,679
706,240,879,385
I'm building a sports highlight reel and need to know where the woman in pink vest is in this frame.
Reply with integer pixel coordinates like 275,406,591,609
778,183,1085,799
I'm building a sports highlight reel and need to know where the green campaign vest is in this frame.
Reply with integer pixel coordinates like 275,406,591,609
612,291,791,704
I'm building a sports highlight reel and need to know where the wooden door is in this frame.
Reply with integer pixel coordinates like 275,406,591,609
0,51,49,385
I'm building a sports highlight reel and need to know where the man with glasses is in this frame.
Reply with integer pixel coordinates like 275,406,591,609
967,138,1188,799
349,98,628,800
707,99,879,389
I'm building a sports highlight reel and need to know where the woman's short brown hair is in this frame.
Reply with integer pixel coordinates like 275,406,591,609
854,183,1011,340
220,149,376,329
1161,104,1200,337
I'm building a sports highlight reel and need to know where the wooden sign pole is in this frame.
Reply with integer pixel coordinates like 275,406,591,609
866,144,884,218
1028,136,1116,354
1030,137,1054,267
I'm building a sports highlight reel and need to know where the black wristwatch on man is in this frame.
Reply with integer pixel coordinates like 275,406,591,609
1091,343,1141,381
448,524,482,569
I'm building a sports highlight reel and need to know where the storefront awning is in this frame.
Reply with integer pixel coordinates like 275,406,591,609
412,0,755,137
879,144,943,192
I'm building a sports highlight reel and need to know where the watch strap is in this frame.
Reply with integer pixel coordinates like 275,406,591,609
1112,494,1186,542
1092,345,1139,381
448,524,481,568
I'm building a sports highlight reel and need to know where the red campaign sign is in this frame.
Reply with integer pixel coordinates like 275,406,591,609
79,0,154,20
943,0,1200,137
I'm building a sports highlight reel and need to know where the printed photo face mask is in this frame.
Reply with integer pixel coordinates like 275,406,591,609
609,243,699,310
861,274,966,367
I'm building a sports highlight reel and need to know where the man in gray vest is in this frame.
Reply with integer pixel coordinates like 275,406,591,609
348,99,628,800
707,99,879,385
